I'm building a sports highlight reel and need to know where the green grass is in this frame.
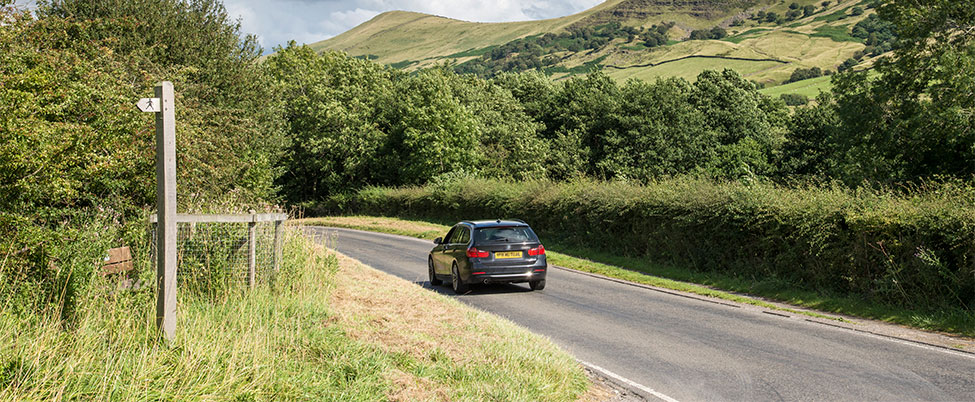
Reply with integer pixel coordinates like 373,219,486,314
303,215,975,337
0,227,590,400
620,43,648,51
388,60,415,69
814,8,850,23
759,74,833,98
606,57,784,83
446,45,498,58
723,28,771,44
811,25,859,42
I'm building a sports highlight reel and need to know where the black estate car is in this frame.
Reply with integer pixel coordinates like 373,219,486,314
429,220,547,294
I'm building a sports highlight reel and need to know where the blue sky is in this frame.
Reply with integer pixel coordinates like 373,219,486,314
220,0,603,52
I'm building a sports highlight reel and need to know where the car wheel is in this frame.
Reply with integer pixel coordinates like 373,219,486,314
451,263,469,294
428,257,442,286
529,279,546,291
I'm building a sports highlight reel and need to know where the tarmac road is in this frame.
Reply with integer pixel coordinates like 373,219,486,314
308,226,975,402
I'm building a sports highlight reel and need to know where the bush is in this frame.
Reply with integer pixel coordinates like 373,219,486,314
0,0,286,317
780,93,809,106
786,67,824,83
332,177,975,313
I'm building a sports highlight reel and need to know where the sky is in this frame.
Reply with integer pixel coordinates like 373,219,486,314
220,0,604,53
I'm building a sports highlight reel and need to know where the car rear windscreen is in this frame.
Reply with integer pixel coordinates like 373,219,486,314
474,227,538,244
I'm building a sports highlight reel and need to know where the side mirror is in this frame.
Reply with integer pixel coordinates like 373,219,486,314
433,237,442,245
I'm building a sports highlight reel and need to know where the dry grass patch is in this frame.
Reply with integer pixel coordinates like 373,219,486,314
329,251,596,401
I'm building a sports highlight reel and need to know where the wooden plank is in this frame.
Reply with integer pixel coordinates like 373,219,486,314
101,261,134,276
105,246,132,264
101,247,134,276
148,213,288,224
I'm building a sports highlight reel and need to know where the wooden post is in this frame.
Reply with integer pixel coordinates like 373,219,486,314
154,81,177,341
248,210,256,289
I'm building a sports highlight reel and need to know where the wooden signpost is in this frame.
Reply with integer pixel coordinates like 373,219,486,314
140,82,177,341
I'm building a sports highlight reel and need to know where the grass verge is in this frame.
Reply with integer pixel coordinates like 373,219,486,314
0,226,594,400
298,216,975,338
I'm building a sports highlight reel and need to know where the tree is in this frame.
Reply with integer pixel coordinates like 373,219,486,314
266,44,393,201
599,78,715,179
780,93,810,106
542,71,621,179
689,70,787,178
780,93,839,177
378,69,484,185
822,0,975,183
35,0,289,204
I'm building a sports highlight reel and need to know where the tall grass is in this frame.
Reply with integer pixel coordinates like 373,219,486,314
0,230,393,400
1,223,590,400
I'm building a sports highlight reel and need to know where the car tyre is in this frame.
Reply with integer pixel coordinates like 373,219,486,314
428,257,442,286
451,263,469,294
529,279,546,291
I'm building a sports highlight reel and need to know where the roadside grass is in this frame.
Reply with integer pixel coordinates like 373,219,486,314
299,216,975,337
0,226,593,400
329,252,597,401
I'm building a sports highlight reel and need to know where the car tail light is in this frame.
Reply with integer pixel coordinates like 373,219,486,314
528,245,545,256
466,247,489,258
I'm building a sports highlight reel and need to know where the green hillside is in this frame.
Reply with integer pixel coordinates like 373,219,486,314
310,0,888,87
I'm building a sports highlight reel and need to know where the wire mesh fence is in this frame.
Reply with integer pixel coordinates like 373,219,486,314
151,213,287,294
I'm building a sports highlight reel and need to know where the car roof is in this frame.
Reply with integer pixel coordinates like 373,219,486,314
460,219,529,229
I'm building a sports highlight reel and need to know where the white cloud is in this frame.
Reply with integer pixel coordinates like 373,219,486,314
221,0,603,53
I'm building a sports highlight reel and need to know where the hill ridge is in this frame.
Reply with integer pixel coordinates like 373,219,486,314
311,0,883,88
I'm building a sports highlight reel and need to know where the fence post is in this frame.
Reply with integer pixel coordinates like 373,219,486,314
153,81,177,341
248,210,256,289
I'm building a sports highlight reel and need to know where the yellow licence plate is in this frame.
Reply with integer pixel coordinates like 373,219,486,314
494,251,522,259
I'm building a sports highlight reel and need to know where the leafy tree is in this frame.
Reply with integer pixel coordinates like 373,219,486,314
35,0,288,204
266,44,393,201
442,73,549,180
826,0,975,183
689,70,787,178
599,78,715,179
1,0,288,315
787,66,824,83
542,71,621,179
780,93,839,177
378,69,484,184
780,93,809,106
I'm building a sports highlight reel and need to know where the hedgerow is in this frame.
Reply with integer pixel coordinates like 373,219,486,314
329,177,975,312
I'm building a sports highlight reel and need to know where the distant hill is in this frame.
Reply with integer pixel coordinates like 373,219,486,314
310,0,890,88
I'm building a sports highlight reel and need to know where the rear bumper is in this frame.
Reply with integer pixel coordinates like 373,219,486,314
466,258,547,284
474,271,546,284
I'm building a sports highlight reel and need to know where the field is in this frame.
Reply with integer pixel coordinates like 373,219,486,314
759,75,833,98
605,57,784,83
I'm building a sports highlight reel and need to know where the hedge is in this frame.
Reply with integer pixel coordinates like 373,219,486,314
321,177,975,311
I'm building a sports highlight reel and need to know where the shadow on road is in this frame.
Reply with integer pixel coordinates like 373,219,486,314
413,281,535,296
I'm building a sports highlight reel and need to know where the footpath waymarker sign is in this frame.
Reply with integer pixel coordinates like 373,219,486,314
138,82,177,341
136,97,161,113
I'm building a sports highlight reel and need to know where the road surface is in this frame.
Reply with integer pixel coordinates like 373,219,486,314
308,226,975,401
